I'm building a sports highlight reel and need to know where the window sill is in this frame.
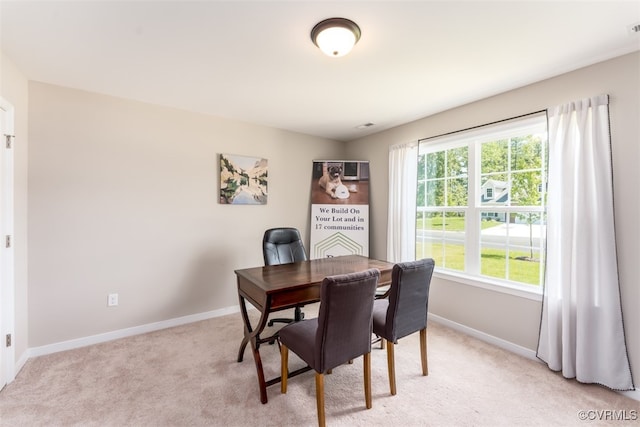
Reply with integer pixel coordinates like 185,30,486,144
433,270,543,302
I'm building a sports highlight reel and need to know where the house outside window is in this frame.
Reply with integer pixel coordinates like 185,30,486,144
416,112,547,292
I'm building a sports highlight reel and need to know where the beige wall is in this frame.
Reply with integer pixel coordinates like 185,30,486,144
27,82,344,346
345,52,640,385
0,52,29,367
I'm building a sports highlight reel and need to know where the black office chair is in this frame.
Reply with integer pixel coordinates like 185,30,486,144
280,269,380,427
372,258,435,395
263,227,308,325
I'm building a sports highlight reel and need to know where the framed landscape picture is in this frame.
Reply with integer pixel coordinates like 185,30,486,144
220,153,268,205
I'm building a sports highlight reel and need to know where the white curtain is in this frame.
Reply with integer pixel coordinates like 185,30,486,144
537,95,634,390
387,141,418,262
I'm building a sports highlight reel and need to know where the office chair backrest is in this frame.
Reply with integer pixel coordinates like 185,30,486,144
315,269,380,372
385,258,435,341
263,227,308,266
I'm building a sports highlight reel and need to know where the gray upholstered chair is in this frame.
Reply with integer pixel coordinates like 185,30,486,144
263,227,308,325
372,258,435,395
279,269,380,427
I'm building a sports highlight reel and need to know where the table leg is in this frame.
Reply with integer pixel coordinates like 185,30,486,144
236,293,272,404
251,334,269,404
236,293,254,363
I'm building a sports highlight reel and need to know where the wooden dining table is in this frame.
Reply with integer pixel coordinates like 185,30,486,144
235,255,395,404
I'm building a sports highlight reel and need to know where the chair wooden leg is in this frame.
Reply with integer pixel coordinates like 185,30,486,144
420,328,428,376
386,340,396,395
315,372,326,427
364,352,372,409
381,337,385,350
281,345,289,393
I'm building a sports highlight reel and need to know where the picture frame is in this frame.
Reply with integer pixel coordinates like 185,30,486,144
219,153,268,205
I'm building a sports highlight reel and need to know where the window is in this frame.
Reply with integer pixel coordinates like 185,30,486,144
485,187,493,199
416,113,547,291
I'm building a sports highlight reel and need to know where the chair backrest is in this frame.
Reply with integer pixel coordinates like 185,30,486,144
262,227,308,266
314,268,380,373
384,258,435,341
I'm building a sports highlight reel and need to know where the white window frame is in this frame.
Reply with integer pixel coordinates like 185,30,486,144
416,112,547,299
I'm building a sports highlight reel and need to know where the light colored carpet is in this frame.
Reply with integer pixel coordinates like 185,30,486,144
0,304,638,426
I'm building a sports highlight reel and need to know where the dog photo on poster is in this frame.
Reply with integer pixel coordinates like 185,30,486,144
310,160,370,259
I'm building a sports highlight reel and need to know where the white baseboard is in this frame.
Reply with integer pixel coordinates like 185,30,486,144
428,313,539,361
428,313,639,402
28,305,240,358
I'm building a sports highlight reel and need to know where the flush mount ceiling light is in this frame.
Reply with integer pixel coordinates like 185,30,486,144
311,18,361,57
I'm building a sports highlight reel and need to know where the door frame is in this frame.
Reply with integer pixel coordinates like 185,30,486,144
0,97,16,389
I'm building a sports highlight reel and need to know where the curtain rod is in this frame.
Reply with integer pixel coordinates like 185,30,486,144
417,109,547,144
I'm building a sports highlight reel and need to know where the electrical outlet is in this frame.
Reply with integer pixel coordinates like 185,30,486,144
108,293,119,307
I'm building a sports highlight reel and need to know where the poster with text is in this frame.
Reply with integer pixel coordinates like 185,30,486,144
310,160,370,259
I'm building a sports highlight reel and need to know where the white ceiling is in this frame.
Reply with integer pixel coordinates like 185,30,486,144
2,1,639,142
